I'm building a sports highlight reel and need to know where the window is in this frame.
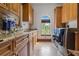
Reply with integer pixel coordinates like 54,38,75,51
41,16,51,36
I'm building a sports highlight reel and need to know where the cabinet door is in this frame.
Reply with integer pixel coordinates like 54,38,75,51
10,3,20,16
55,6,62,28
70,3,77,20
23,3,33,25
18,4,23,25
12,3,21,25
28,4,33,25
0,3,8,9
33,31,37,45
29,33,34,56
15,4,22,25
15,35,29,56
62,4,67,23
62,3,77,23
75,33,79,50
6,3,11,9
62,3,70,23
5,3,21,17
34,32,37,45
17,43,28,56
66,3,70,22
23,3,29,21
0,40,13,56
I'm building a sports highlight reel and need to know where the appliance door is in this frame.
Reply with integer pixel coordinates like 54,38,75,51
67,30,75,50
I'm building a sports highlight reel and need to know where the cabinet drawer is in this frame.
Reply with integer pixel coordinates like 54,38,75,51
16,36,27,43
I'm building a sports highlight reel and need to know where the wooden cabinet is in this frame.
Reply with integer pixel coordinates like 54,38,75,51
0,30,37,56
23,3,29,21
14,34,29,56
0,3,22,26
75,32,79,50
54,6,62,28
0,3,8,9
12,4,22,25
32,31,38,45
0,33,29,56
17,43,28,56
62,3,79,28
18,4,23,26
11,4,21,16
0,3,21,16
29,4,33,25
62,3,77,23
23,3,34,26
0,40,13,56
29,32,33,56
62,3,70,23
62,4,67,23
11,3,22,26
28,30,38,56
70,4,77,20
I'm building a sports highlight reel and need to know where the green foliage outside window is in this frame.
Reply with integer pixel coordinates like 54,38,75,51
41,23,50,35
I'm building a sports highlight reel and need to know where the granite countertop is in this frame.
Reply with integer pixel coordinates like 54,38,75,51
68,28,79,33
0,29,38,43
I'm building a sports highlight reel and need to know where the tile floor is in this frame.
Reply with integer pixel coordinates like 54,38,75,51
33,42,63,56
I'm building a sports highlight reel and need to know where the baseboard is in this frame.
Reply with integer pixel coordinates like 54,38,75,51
37,39,51,42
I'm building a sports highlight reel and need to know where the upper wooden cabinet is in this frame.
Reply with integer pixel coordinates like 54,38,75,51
23,3,29,21
23,3,33,25
0,3,22,26
70,4,77,20
62,3,70,23
9,3,21,17
54,6,62,28
0,3,21,17
29,4,33,25
62,3,77,23
11,4,21,16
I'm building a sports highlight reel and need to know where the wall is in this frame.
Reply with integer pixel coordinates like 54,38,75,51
31,3,62,39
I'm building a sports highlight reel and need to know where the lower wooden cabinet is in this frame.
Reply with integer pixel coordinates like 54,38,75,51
0,34,29,56
28,32,34,56
28,30,38,56
14,34,29,56
16,42,29,56
33,31,38,45
0,30,38,56
0,40,13,56
74,32,79,50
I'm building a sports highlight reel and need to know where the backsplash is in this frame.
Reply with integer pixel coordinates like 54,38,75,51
67,20,77,28
21,21,29,31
